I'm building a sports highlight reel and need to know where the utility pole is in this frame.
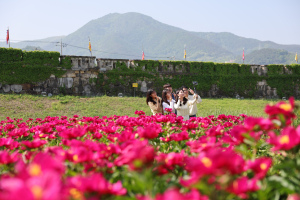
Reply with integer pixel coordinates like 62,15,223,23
56,37,66,55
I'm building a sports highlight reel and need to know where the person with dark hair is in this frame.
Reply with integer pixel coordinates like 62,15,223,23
163,83,175,100
174,88,198,121
161,89,175,114
146,89,163,115
182,86,202,118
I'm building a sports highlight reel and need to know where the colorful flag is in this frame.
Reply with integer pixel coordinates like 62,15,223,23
184,47,186,60
296,53,298,63
242,49,245,61
142,51,145,60
6,28,9,45
88,38,92,53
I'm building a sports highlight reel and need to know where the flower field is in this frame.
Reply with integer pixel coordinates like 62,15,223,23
0,98,300,200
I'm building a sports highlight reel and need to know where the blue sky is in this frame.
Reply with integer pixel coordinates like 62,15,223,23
1,0,299,44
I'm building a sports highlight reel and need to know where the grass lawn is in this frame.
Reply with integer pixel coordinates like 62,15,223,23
0,94,297,120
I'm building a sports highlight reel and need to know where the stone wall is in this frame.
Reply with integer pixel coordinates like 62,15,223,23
0,57,287,98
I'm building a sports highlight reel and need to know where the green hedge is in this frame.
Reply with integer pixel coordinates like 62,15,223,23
0,48,71,84
1,47,300,98
95,60,300,98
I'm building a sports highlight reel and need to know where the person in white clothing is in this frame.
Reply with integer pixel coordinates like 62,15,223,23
161,89,175,114
174,89,198,121
182,86,202,119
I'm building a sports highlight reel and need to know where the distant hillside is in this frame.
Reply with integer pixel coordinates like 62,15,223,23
22,46,43,51
0,36,65,53
0,13,235,62
1,12,299,63
234,48,297,65
193,32,300,56
57,13,235,62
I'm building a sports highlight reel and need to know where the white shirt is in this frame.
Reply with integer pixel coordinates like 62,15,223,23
162,99,175,114
188,94,202,116
174,97,197,121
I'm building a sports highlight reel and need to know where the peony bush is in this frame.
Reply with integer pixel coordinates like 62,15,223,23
0,98,300,200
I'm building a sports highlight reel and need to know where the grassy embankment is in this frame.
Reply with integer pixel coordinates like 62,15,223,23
0,94,297,120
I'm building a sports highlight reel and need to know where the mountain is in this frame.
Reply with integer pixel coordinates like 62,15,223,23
192,32,300,56
58,13,234,62
234,48,297,65
0,13,235,62
22,46,44,51
1,12,299,63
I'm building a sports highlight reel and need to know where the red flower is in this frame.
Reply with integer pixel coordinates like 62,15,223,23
265,97,296,125
164,108,172,113
246,157,272,179
137,123,162,139
16,152,65,177
0,151,19,164
186,136,219,153
287,194,300,200
101,124,119,134
114,140,155,170
268,126,300,151
169,131,189,141
227,177,259,199
243,117,274,131
21,139,47,149
206,126,224,136
155,151,186,174
156,188,208,200
0,170,62,200
66,173,126,197
0,138,19,150
59,127,87,139
135,110,146,115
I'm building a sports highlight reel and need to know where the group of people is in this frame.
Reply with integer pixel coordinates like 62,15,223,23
146,83,202,121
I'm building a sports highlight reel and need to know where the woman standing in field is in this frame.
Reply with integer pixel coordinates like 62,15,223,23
161,89,175,114
174,88,198,121
146,89,163,115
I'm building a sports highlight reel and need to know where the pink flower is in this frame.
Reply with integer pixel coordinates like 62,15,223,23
7,128,30,138
287,194,300,200
135,110,146,115
243,117,274,131
0,138,19,150
206,126,224,136
182,122,198,130
155,151,186,174
0,151,19,164
265,97,296,125
21,139,47,149
186,136,218,153
59,127,87,139
246,157,272,179
0,170,62,200
101,124,119,134
16,152,65,177
227,177,259,199
169,131,189,141
156,188,208,200
268,126,300,151
164,108,172,113
114,140,155,170
137,123,162,139
66,173,126,197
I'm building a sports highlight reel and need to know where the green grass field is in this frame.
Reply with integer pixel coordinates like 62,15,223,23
0,94,297,120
